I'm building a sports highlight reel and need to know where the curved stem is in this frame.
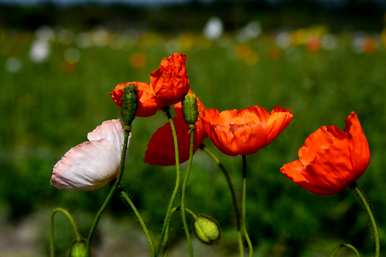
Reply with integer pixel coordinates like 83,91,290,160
120,190,155,257
352,184,380,257
156,109,181,257
181,126,195,257
86,129,130,256
241,155,253,257
200,144,244,257
50,207,81,257
330,243,361,257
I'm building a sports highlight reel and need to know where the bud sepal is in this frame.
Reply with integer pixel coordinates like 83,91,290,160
193,214,221,245
69,240,87,257
182,91,198,125
120,85,137,131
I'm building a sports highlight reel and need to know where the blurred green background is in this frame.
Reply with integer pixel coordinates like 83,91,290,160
0,1,385,257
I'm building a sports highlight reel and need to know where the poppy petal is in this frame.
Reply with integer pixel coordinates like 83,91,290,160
281,112,370,195
145,117,191,165
345,112,370,173
266,107,293,143
51,119,126,190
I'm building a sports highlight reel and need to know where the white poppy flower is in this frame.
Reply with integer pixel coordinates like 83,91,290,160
203,17,223,40
30,39,50,63
51,119,127,191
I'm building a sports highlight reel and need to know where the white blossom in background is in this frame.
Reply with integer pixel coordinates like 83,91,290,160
321,34,337,50
30,39,50,63
5,57,22,73
237,21,262,42
203,17,223,40
352,32,371,53
275,31,291,49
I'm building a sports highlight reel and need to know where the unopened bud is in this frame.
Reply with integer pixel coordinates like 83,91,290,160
120,86,137,130
70,241,87,257
193,215,221,244
182,91,198,125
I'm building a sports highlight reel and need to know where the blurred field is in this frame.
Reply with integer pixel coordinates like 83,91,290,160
0,27,385,257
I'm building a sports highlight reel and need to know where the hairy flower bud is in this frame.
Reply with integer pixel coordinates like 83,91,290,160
182,91,198,125
120,86,137,130
70,241,87,257
193,215,221,244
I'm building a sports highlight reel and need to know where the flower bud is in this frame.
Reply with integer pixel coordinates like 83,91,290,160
70,241,87,257
193,215,221,244
182,91,198,125
120,86,137,130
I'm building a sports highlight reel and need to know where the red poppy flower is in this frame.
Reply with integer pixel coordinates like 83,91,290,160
150,53,190,107
280,112,370,195
144,98,206,165
202,106,293,156
111,81,159,117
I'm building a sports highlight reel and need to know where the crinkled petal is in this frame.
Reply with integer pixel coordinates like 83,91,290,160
266,107,293,143
345,112,370,174
111,82,159,117
150,53,190,106
281,112,370,196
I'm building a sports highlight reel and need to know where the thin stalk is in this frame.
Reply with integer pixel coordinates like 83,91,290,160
120,190,155,257
156,109,181,257
86,129,130,256
241,155,253,257
181,126,195,257
330,243,361,257
352,184,380,257
50,208,81,257
200,144,244,257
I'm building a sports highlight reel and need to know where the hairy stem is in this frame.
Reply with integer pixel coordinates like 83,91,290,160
241,155,253,257
50,208,81,257
156,109,181,257
181,126,195,257
200,144,243,257
86,129,130,256
120,190,155,257
352,184,380,257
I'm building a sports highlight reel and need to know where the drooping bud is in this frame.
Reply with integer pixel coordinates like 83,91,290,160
193,215,221,244
182,91,198,125
120,86,137,130
70,241,87,257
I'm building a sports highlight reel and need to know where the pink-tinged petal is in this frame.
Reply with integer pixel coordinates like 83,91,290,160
51,120,127,191
87,119,124,152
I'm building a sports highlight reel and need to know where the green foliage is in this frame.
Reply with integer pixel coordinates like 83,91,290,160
0,29,385,256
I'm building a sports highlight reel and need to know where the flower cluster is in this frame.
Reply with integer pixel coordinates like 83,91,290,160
50,52,376,257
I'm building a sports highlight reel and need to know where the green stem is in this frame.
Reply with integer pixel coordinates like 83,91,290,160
331,243,361,257
120,190,155,257
50,207,81,257
86,129,131,256
241,155,253,257
156,109,181,257
181,126,195,257
352,184,380,257
200,144,244,257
